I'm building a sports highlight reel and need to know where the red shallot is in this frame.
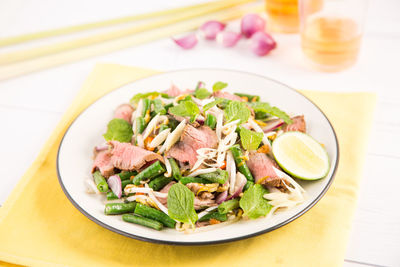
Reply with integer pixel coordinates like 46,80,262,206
199,20,226,40
250,31,276,56
241,14,266,38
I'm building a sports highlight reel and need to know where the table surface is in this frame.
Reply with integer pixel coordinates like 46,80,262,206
0,0,399,266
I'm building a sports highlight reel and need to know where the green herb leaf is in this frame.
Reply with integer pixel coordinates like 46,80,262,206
152,99,166,115
212,81,228,92
169,99,200,123
203,98,224,112
167,183,198,226
194,88,211,100
130,92,170,103
239,184,271,219
249,102,292,124
239,127,263,151
224,101,251,123
103,118,133,143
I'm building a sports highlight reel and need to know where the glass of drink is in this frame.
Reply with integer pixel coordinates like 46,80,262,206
265,0,322,33
299,0,368,71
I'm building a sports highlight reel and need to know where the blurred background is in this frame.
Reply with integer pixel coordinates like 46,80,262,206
0,0,399,266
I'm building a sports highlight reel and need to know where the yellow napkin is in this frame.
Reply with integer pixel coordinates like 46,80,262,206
0,64,376,267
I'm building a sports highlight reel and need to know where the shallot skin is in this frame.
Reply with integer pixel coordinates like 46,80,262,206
250,32,277,56
241,14,266,38
173,33,198,49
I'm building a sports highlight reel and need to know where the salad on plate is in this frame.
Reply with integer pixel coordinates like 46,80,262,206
88,81,330,232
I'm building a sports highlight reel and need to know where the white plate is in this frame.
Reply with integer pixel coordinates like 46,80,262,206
57,69,339,245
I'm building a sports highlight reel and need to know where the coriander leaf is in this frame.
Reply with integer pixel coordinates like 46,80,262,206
249,102,292,124
194,88,211,100
103,118,133,143
203,98,224,112
167,183,198,226
212,81,228,92
239,184,271,219
169,99,200,123
224,101,251,123
239,127,263,151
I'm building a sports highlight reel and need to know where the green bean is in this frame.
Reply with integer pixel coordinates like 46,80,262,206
133,161,166,185
198,211,228,222
229,145,254,182
159,124,169,132
205,114,217,129
244,181,254,191
134,203,176,228
198,169,228,184
122,214,163,230
93,171,108,192
104,202,136,215
168,158,182,181
255,111,269,120
107,191,119,200
218,198,240,214
180,176,213,185
148,175,173,191
121,179,133,189
141,98,151,118
234,93,260,102
118,171,136,181
135,117,146,134
152,99,166,115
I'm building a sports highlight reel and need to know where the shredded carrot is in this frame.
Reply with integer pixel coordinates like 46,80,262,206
129,175,135,181
241,96,248,102
257,144,270,154
209,218,221,225
144,136,155,151
254,119,267,126
251,96,258,102
267,134,277,141
135,192,145,196
220,160,227,170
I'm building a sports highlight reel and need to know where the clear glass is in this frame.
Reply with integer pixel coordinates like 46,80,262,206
299,0,368,71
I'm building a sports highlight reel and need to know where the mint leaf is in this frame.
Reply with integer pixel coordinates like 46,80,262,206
249,102,292,124
130,92,169,103
103,118,133,143
224,101,251,123
212,81,228,92
167,183,198,226
239,127,263,151
194,88,211,100
203,98,224,112
239,184,271,219
169,99,200,123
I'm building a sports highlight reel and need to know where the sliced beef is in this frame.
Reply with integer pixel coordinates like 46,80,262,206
92,150,114,177
168,114,200,128
182,125,218,151
213,91,243,102
114,104,134,123
186,183,203,195
247,152,289,191
163,84,194,97
109,141,163,171
194,196,217,210
167,125,218,168
157,181,176,205
282,115,306,133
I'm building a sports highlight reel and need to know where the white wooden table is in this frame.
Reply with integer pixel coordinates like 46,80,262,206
0,0,399,266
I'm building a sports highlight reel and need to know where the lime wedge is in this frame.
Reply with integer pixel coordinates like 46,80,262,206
272,132,330,180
